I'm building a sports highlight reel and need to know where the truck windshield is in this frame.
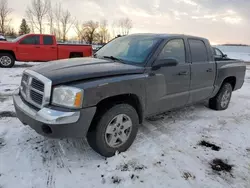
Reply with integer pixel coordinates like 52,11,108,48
95,35,161,64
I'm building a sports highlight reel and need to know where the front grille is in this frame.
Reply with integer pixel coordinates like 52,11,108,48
20,71,51,109
31,78,44,92
30,90,43,105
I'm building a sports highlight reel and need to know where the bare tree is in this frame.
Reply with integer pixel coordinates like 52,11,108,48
117,17,133,35
28,20,35,33
0,0,12,34
26,0,50,34
98,19,110,44
74,21,85,42
47,0,54,34
82,20,99,44
111,20,119,38
60,10,74,42
53,2,62,40
5,26,17,37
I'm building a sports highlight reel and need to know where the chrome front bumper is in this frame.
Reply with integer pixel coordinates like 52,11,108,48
13,94,80,125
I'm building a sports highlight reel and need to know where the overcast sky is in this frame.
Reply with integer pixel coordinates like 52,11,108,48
9,0,250,44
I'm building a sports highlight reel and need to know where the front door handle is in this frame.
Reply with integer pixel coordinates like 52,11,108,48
178,71,188,76
206,68,213,72
35,46,40,48
51,47,56,49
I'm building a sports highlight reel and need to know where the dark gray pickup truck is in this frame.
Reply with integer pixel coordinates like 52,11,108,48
13,34,246,157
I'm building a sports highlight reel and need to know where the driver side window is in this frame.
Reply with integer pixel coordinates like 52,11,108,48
158,39,186,63
20,35,40,45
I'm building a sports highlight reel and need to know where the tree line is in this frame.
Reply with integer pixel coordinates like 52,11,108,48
0,0,133,44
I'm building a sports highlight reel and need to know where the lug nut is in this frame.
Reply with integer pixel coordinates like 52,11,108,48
117,124,120,127
113,128,116,132
119,131,122,135
121,126,124,129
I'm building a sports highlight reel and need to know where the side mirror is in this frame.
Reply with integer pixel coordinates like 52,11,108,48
222,54,227,58
152,58,178,70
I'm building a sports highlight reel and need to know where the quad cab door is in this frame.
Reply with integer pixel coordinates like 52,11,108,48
187,39,216,104
146,38,191,115
16,35,42,61
40,35,57,61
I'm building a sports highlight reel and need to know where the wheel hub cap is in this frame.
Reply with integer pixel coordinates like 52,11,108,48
105,114,132,148
0,56,11,66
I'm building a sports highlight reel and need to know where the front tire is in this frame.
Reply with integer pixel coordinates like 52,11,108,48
0,53,15,68
209,83,233,110
87,104,139,157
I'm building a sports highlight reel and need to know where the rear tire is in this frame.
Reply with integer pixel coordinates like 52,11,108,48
87,104,139,157
0,53,15,68
209,83,233,110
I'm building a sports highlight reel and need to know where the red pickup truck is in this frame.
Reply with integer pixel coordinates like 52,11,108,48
0,34,92,68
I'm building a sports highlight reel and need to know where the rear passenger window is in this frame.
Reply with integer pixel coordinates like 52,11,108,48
188,39,208,63
158,39,186,63
43,36,53,45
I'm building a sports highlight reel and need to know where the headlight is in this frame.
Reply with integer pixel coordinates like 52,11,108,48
52,86,83,109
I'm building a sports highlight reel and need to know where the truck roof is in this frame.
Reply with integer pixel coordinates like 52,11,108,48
129,33,208,41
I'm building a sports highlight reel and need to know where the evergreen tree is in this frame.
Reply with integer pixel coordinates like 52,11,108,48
19,19,31,35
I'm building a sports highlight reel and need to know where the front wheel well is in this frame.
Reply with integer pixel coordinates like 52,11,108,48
221,76,236,90
89,94,143,132
0,50,16,60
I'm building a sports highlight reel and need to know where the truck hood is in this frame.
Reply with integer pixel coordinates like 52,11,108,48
0,41,16,49
30,57,145,85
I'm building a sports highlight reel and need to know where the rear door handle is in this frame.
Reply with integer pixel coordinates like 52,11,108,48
178,71,188,76
51,47,56,49
206,68,213,72
35,46,40,48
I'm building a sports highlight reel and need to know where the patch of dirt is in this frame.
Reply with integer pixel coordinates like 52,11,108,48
199,140,221,151
4,89,11,92
134,164,147,171
120,164,129,171
153,161,162,166
210,159,233,172
0,111,16,118
0,138,6,148
182,172,196,180
130,174,140,180
111,176,121,184
117,161,147,172
246,148,250,152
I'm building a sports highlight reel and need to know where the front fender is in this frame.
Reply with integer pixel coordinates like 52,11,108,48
69,74,148,111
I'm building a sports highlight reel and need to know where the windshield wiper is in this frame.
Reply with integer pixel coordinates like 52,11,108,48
103,56,126,64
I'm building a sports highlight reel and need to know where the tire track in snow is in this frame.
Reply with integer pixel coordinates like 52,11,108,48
41,140,75,188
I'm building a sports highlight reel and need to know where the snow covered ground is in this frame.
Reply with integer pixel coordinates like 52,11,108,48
0,62,250,188
216,46,250,62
